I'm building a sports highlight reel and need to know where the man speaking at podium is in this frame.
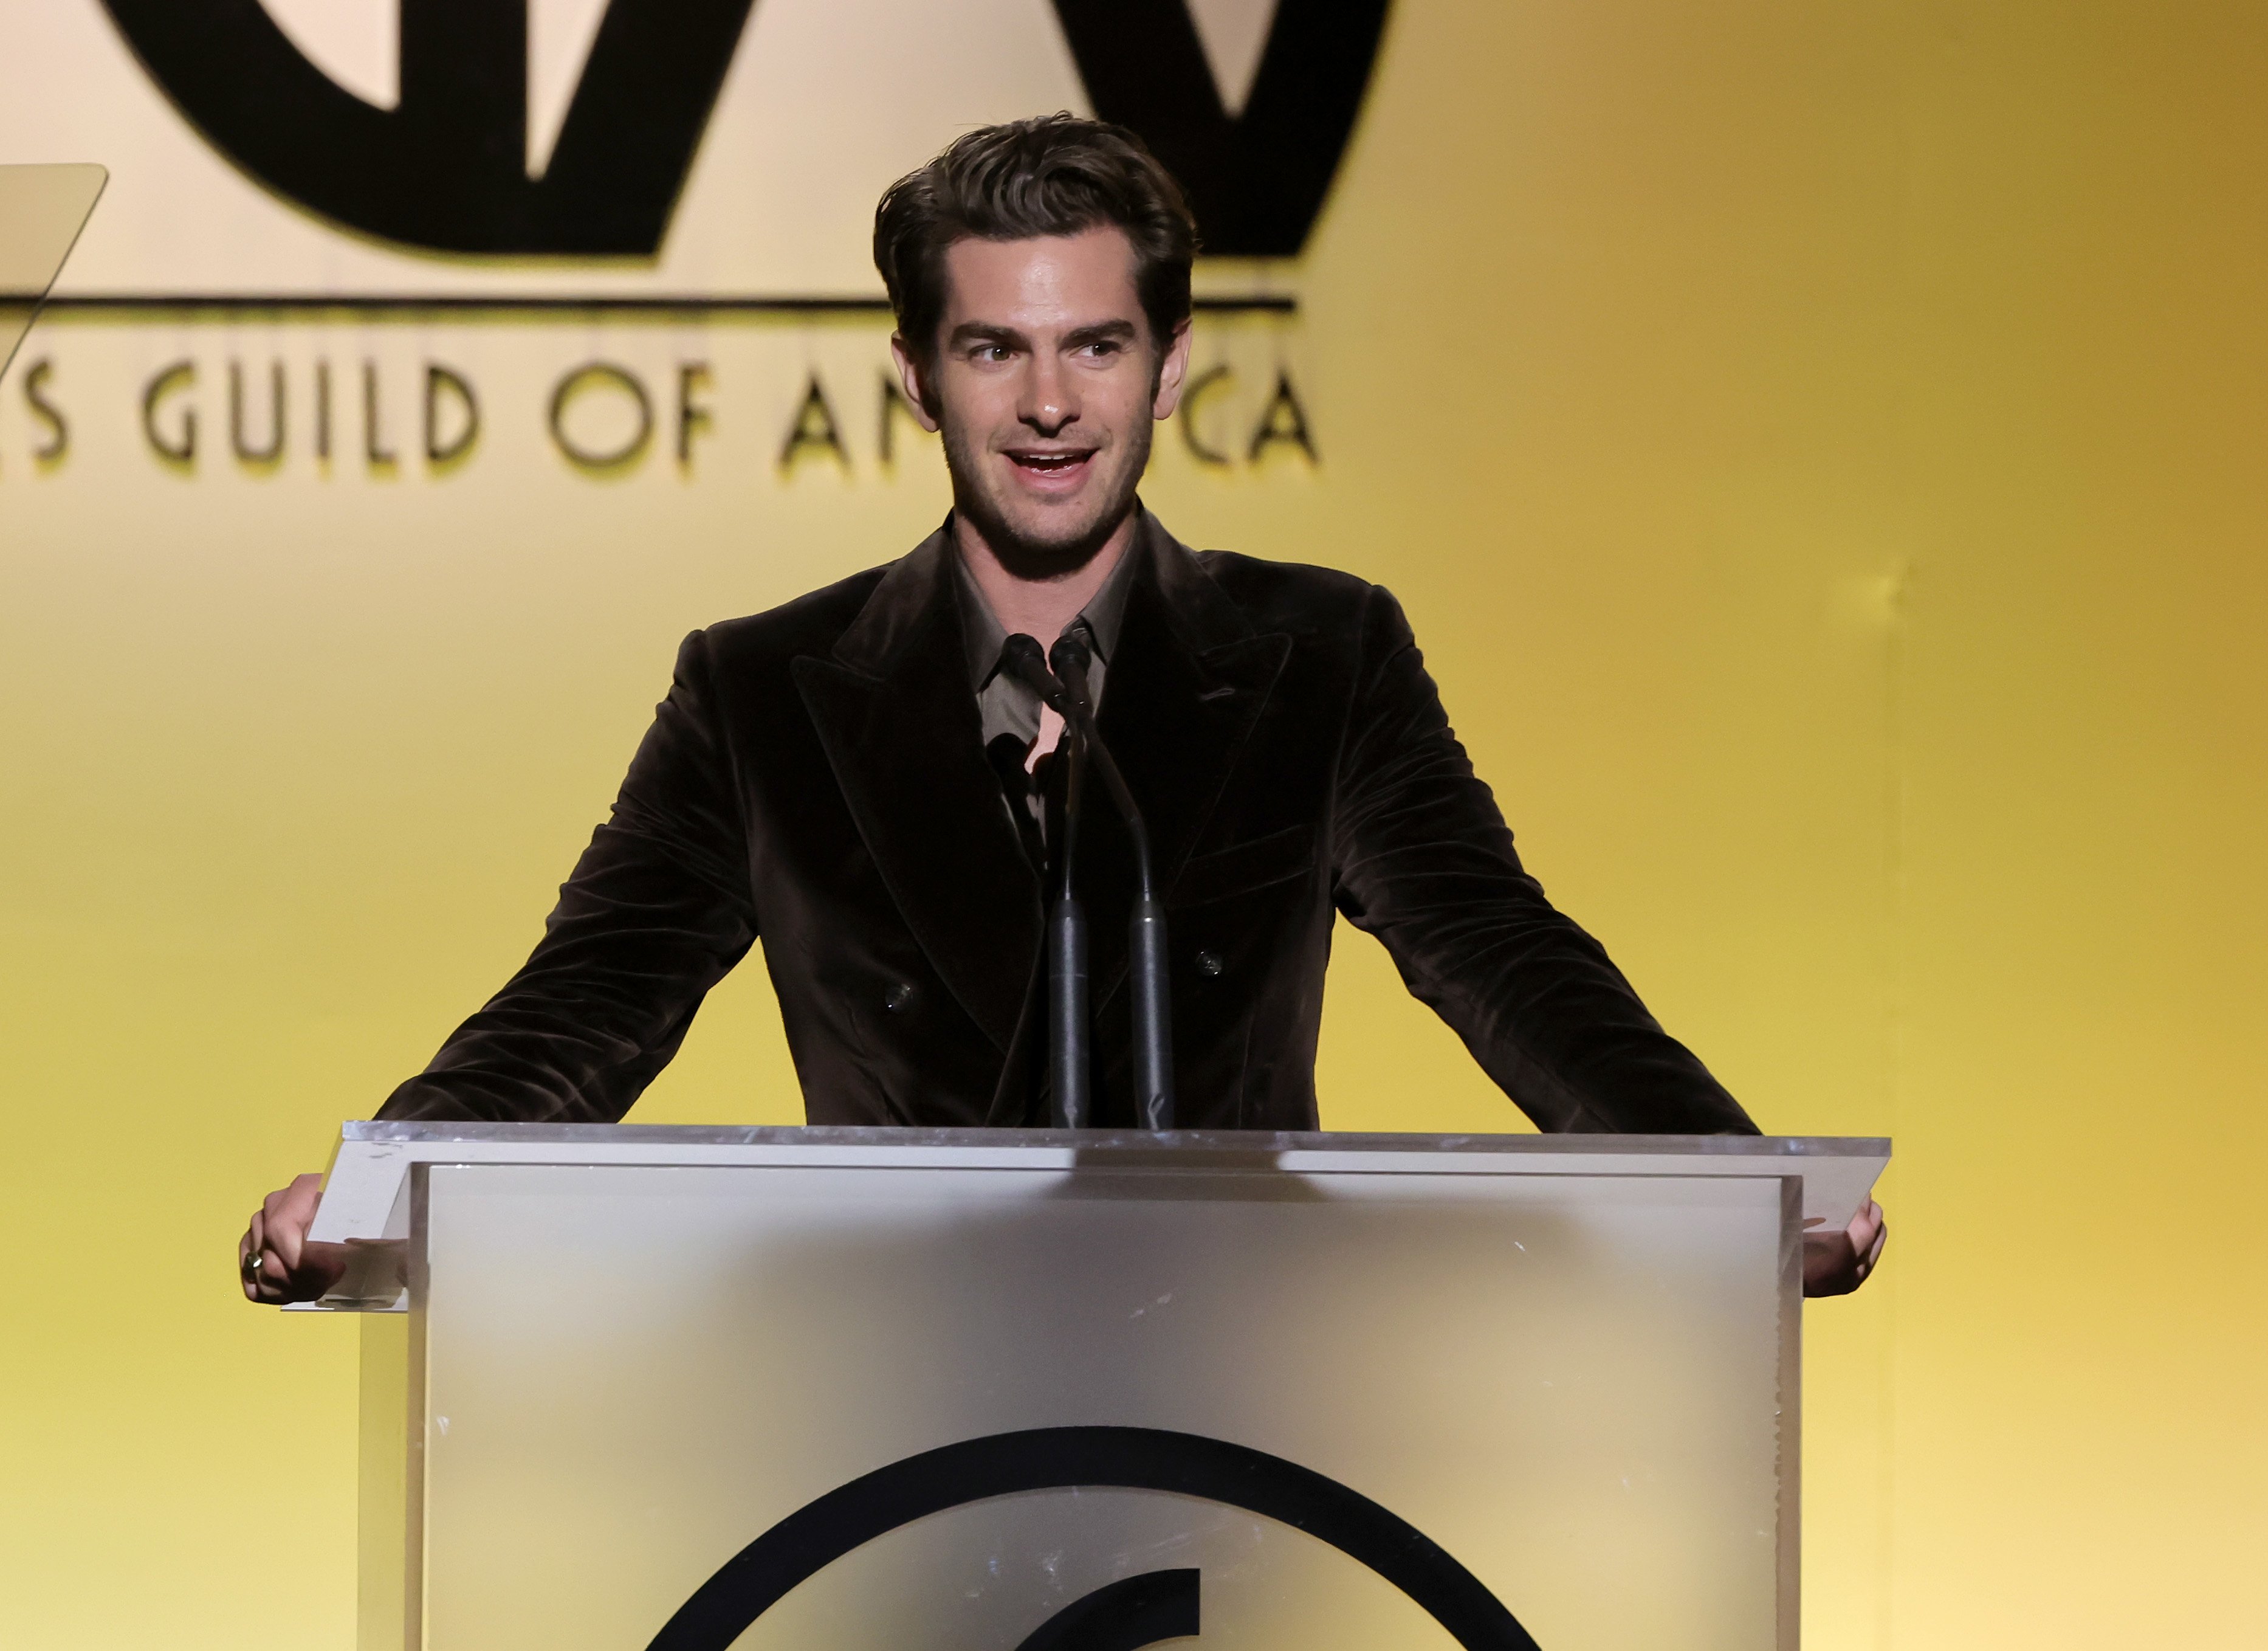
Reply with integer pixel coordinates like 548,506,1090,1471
241,116,1883,1300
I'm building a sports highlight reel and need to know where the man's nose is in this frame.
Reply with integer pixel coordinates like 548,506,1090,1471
1019,353,1077,435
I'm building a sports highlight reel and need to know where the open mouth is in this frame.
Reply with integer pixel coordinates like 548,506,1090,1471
1006,448,1098,480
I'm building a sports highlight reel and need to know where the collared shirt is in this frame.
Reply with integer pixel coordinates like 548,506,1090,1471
954,535,1140,852
955,536,1138,746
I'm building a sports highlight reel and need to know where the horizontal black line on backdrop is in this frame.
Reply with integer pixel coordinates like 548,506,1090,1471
32,292,1299,317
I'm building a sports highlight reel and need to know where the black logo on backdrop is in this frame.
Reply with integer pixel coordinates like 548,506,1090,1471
646,1426,1540,1650
1018,1570,1199,1650
97,1,1389,259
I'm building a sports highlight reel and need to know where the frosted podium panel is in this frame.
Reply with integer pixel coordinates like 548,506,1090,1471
345,1131,1867,1651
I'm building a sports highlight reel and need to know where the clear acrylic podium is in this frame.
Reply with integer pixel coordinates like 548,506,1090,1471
0,163,106,385
308,1125,1888,1651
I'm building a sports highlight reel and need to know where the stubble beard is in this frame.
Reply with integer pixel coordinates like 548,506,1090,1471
941,413,1153,583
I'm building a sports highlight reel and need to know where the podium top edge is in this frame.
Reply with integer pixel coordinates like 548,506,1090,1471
339,1121,1889,1157
308,1123,1892,1258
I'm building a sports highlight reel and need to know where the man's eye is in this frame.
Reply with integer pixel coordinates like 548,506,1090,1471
971,345,1011,363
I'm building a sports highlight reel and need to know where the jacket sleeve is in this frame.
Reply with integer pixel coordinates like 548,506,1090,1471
1327,586,1758,1134
377,631,757,1122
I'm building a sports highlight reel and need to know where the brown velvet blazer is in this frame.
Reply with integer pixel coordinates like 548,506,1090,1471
379,513,1756,1135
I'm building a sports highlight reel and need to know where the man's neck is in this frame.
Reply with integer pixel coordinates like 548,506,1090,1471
953,508,1138,647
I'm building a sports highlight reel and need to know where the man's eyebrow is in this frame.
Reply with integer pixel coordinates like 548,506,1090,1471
1064,320,1139,348
947,322,1029,349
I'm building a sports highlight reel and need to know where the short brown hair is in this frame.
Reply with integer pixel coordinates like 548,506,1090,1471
874,114,1199,363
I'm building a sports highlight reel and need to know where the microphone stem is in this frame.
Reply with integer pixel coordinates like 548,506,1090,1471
1048,714,1091,1129
1086,739,1155,900
1056,712,1085,902
1053,654,1174,1130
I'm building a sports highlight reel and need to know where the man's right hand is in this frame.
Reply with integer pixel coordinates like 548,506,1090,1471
1802,1198,1888,1297
239,1173,349,1304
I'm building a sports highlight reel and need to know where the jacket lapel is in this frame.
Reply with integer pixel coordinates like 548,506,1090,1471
1099,514,1293,909
792,531,1042,1056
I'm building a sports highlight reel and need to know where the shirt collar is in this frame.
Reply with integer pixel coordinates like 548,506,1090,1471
954,517,1144,691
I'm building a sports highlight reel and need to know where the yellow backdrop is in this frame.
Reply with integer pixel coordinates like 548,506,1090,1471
2,2,2261,1647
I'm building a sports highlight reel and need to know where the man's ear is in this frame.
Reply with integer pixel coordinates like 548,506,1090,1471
887,333,943,433
1150,319,1195,420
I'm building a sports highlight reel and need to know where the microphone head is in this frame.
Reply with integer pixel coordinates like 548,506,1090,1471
1000,633,1072,713
1048,630,1093,682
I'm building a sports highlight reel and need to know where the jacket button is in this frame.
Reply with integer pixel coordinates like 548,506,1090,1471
884,982,915,1013
1195,950,1223,977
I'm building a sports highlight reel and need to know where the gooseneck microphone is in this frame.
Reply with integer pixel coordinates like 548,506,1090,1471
1000,633,1091,1128
1050,631,1176,1131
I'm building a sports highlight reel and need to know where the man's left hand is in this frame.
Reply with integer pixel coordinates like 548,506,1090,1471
1802,1199,1886,1297
239,1172,349,1305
